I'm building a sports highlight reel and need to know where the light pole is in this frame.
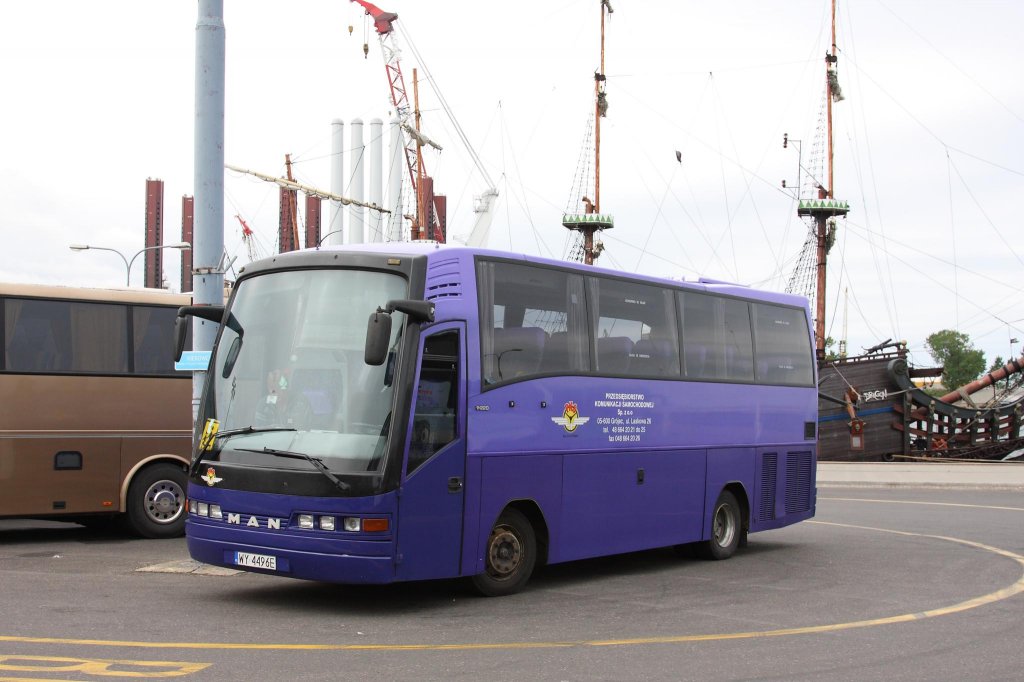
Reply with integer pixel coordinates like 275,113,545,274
70,242,192,287
317,229,344,247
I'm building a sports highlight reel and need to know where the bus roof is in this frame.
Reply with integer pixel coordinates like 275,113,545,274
244,243,810,309
0,281,191,305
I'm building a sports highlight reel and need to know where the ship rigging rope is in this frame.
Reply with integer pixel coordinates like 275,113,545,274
840,12,904,343
872,0,1024,126
945,154,1024,269
946,151,960,331
494,103,561,258
841,55,1024,179
840,221,1023,340
400,25,494,188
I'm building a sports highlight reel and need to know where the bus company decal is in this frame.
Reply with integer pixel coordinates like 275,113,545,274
594,391,656,443
201,467,223,486
551,401,590,433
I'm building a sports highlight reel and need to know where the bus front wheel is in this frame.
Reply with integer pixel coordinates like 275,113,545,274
125,462,187,539
702,490,741,560
471,508,536,597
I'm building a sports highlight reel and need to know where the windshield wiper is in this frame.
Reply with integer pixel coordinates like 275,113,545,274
236,446,351,492
214,426,297,440
190,426,298,475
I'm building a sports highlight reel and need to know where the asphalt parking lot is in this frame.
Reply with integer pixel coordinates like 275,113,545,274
1,484,1022,681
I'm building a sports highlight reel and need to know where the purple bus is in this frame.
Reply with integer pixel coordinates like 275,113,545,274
178,244,817,596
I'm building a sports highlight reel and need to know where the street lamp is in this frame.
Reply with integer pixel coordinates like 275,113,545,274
317,229,344,247
70,242,192,287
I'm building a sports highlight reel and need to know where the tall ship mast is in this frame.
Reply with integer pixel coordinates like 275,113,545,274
790,0,849,362
562,0,615,266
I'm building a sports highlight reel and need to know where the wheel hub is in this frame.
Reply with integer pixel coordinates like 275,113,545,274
487,528,522,576
145,480,184,525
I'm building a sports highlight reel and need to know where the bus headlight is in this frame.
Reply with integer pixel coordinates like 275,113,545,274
320,516,336,531
197,502,209,517
210,504,223,520
189,499,198,514
343,517,361,532
297,514,314,529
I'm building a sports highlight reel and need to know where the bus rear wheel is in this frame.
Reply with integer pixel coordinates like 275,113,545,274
125,462,187,539
471,508,536,597
701,490,741,560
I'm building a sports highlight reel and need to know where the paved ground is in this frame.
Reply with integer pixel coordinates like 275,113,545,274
818,461,1024,489
1,485,1022,681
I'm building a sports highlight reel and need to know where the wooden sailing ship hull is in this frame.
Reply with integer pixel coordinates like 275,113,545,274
818,352,1024,461
818,353,904,461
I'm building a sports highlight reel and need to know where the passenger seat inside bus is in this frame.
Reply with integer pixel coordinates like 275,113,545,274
758,356,795,384
540,331,568,373
597,336,633,374
491,327,546,380
629,338,677,377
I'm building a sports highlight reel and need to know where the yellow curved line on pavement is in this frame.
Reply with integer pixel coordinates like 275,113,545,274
0,521,1021,652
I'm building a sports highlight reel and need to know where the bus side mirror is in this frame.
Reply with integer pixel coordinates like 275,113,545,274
174,305,230,362
365,310,392,366
174,314,189,362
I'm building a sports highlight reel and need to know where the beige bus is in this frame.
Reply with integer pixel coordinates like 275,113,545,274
1,282,192,537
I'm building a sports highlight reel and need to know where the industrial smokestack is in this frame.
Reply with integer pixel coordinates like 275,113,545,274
349,119,365,244
327,119,344,246
369,118,383,243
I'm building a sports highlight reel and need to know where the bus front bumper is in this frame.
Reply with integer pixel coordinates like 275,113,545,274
186,519,396,584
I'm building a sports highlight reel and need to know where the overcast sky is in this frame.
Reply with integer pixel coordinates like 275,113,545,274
2,1,1022,370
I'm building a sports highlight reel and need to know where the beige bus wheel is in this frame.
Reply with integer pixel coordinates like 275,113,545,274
701,490,741,560
126,463,187,539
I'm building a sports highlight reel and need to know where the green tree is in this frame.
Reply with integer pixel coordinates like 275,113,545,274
925,329,986,390
823,336,839,362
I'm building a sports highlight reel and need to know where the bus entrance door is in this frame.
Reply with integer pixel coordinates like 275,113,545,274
395,326,466,581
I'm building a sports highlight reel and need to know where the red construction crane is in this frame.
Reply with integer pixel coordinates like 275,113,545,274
234,214,263,262
350,0,444,242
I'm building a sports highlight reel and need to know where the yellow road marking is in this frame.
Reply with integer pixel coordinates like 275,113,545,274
1,522,1021,652
821,496,1024,512
1,678,91,682
0,654,208,677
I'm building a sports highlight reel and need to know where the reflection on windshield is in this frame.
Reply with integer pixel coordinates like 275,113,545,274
204,269,407,474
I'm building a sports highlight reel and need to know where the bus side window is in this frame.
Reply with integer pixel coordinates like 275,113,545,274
407,330,459,475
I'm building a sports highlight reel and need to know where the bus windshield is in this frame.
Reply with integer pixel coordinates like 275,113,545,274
201,268,407,475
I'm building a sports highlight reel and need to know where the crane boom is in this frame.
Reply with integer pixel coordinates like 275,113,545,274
350,0,442,238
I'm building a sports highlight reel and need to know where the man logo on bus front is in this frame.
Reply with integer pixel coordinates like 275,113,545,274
202,467,223,487
551,401,590,432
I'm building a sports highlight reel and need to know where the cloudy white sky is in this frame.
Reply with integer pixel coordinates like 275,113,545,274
2,1,1022,370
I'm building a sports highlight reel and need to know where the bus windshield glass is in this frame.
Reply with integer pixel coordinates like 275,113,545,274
203,268,407,475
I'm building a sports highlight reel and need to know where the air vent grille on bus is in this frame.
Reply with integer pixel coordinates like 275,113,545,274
784,451,813,514
425,257,463,300
760,452,777,521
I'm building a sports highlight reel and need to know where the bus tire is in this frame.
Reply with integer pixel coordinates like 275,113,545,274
701,490,741,560
125,462,188,539
471,508,536,597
